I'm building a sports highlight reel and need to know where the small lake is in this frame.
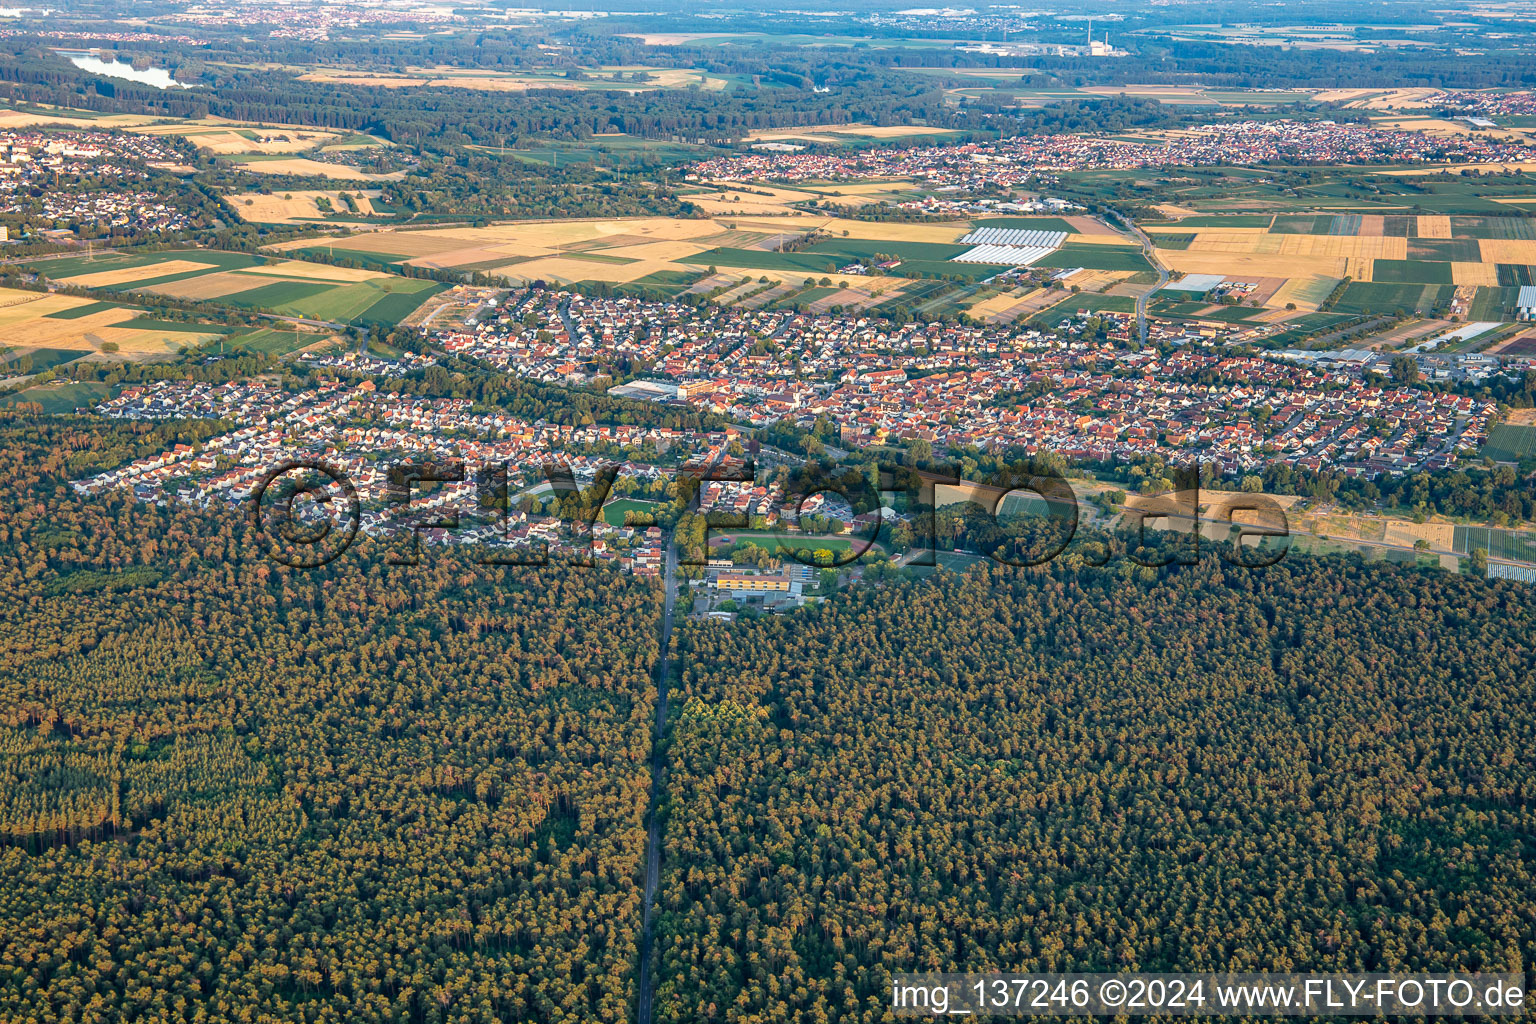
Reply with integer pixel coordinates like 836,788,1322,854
56,50,192,90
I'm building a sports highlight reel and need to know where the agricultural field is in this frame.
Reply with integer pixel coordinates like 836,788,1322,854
1483,423,1536,463
272,213,1142,298
0,286,229,364
1146,211,1536,319
226,190,385,224
0,379,112,413
293,65,732,94
743,123,962,146
20,251,444,327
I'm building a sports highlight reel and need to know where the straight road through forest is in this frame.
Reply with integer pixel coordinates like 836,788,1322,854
636,540,678,1024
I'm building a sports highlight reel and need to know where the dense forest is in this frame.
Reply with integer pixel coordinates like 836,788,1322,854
0,417,661,1024
2,414,1534,1023
654,562,1536,1023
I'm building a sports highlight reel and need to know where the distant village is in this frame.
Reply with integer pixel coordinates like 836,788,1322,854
0,128,193,234
694,120,1536,184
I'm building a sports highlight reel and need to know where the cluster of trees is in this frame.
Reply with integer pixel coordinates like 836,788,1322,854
653,558,1536,1023
0,415,664,1023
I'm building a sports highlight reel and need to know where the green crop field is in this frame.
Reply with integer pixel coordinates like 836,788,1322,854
42,300,130,320
291,245,412,269
1330,282,1454,316
970,216,1079,232
24,249,447,327
1406,239,1482,261
1449,216,1536,240
805,238,968,262
1372,260,1455,285
1145,215,1275,228
0,380,111,413
226,329,316,357
1034,244,1151,272
1483,423,1536,463
1453,524,1536,563
1,346,85,373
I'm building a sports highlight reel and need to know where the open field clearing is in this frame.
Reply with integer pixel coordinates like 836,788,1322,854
1179,230,1409,260
0,105,159,129
746,123,962,144
27,251,441,327
0,287,226,360
1313,86,1441,108
144,126,343,155
1383,520,1457,550
272,213,1091,294
224,157,401,181
1452,262,1500,286
62,260,220,289
1380,162,1536,176
1477,238,1536,263
228,191,379,223
295,65,729,93
1418,215,1453,238
1160,249,1352,281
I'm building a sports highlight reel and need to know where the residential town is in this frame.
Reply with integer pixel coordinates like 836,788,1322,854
691,119,1536,184
0,128,195,234
434,288,1504,477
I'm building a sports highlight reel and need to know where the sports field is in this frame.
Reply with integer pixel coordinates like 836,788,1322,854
22,251,444,327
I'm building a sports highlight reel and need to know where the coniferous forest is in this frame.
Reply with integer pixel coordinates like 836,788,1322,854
2,416,1534,1023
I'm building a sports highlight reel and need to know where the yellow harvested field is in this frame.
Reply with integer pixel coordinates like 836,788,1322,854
229,190,377,223
1452,261,1500,286
967,288,1039,318
1417,215,1453,238
1505,409,1536,425
0,108,157,129
62,260,218,289
1182,230,1407,260
800,216,968,243
747,123,960,142
1381,161,1536,176
1064,215,1119,236
1383,520,1456,549
409,243,556,269
274,232,463,259
1164,249,1346,280
1265,275,1341,312
0,288,94,323
177,128,341,155
0,308,137,348
240,261,387,283
1314,87,1439,108
1344,257,1374,282
236,158,398,181
1478,238,1536,263
498,256,677,285
1375,116,1472,136
144,272,272,302
297,66,724,93
1358,214,1385,237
